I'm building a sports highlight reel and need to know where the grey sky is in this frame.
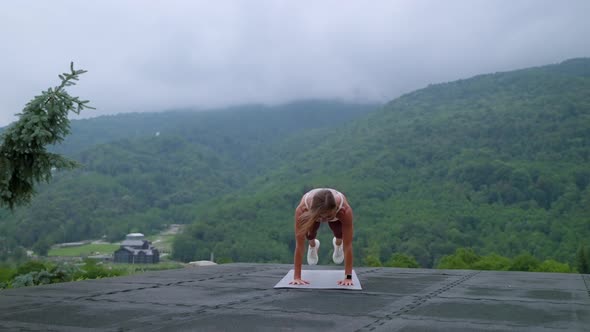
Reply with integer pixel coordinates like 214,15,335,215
1,0,589,126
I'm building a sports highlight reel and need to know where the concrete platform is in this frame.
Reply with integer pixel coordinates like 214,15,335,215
0,263,588,331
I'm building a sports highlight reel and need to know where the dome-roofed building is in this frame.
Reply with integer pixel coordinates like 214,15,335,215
113,233,160,264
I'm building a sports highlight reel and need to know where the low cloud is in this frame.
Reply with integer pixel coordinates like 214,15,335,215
1,0,589,126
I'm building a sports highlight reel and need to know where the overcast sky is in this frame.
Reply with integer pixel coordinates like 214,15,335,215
1,0,589,127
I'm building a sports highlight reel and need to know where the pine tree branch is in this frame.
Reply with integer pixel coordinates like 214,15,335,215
0,62,93,209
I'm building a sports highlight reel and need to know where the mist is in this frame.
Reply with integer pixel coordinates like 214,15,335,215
1,0,589,126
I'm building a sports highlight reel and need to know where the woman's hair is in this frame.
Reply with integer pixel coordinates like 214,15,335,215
297,189,337,237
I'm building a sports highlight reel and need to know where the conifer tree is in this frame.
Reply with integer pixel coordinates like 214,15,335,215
0,63,93,209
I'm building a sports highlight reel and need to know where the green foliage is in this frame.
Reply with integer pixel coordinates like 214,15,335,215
48,243,120,257
49,262,84,282
0,266,16,283
509,253,540,271
2,259,130,289
32,238,51,257
0,63,93,209
363,255,383,267
472,254,512,271
384,253,419,268
1,59,590,272
576,244,590,273
437,248,480,270
10,261,84,288
11,270,54,287
75,259,124,279
171,233,202,262
0,244,26,265
437,248,572,273
535,260,571,273
16,260,47,275
1,101,375,260
436,248,573,273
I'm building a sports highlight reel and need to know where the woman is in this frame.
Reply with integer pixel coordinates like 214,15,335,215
289,188,354,286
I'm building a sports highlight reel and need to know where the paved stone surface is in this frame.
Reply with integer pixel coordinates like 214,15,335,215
0,263,588,331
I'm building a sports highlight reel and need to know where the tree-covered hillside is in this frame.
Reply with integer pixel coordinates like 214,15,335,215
0,100,378,258
173,58,590,268
1,59,589,270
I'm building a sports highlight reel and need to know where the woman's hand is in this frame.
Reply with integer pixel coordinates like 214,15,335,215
337,278,354,286
289,278,310,285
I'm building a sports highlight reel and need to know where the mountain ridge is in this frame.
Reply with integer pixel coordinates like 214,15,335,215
1,58,588,268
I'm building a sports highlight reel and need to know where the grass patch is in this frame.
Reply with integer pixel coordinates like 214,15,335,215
146,234,175,253
48,244,120,257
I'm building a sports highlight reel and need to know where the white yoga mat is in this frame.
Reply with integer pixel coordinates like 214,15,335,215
274,269,362,290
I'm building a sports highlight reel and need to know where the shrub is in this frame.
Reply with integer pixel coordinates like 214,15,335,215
535,260,571,273
16,261,47,275
385,253,420,268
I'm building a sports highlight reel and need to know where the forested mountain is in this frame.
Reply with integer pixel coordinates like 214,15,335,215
1,59,589,269
172,58,590,267
0,100,378,257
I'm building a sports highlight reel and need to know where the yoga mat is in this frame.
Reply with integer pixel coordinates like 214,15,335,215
274,269,362,290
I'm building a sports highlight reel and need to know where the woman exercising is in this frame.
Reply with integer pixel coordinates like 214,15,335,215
290,188,354,286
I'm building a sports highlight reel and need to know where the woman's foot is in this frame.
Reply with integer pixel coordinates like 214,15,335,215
332,237,344,264
307,239,320,265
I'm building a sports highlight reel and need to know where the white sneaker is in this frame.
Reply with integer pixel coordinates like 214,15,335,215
307,239,320,265
332,237,344,264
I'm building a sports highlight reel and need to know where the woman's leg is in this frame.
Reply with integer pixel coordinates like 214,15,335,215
306,222,321,246
306,222,321,265
329,221,344,264
328,221,343,243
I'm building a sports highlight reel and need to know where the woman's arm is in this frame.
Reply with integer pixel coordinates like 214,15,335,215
337,203,354,285
290,203,309,285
